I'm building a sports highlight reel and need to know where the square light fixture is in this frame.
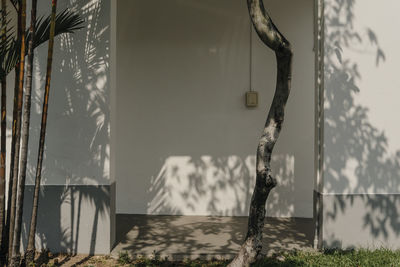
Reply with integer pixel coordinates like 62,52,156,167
246,91,258,108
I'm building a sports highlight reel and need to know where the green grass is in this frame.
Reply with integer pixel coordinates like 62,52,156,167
254,249,400,267
112,249,400,266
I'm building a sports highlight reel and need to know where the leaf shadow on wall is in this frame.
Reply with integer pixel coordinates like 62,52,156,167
115,154,314,259
114,0,315,256
19,0,110,256
322,0,400,247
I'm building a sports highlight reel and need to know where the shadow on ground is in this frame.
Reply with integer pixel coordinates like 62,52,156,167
112,215,314,260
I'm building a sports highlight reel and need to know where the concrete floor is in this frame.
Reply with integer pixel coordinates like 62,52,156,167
111,215,315,260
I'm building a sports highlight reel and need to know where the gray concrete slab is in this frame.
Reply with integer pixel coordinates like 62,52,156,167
112,215,315,260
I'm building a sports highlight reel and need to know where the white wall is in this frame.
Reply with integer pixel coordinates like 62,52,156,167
116,0,314,217
323,0,400,194
11,0,111,186
1,0,112,254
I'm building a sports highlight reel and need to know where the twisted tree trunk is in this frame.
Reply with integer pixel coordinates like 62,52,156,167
229,1,292,266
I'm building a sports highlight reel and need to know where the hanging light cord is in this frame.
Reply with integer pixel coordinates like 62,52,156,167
249,19,253,92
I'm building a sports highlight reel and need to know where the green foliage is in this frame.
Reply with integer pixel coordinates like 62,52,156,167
253,248,400,267
21,249,400,266
0,8,84,79
118,251,132,265
114,250,400,267
30,9,84,50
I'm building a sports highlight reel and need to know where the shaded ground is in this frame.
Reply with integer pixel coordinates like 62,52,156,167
26,215,315,266
30,248,400,266
112,215,315,260
30,252,229,266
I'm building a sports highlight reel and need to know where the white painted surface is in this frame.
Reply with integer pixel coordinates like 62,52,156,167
0,1,112,254
116,0,314,217
322,194,400,249
323,0,400,194
5,0,111,186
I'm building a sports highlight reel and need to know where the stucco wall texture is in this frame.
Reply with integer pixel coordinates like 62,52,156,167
116,0,315,218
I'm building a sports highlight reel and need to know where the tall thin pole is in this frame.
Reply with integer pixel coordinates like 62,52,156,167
16,0,37,264
0,0,7,264
9,0,26,265
7,0,23,260
23,0,38,260
26,0,58,262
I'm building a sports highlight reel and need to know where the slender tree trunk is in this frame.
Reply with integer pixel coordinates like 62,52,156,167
7,2,22,262
23,2,38,264
5,64,19,265
229,1,292,266
9,0,26,265
26,0,57,263
0,0,7,264
15,0,37,265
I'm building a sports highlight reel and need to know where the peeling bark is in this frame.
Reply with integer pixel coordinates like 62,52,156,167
229,1,292,266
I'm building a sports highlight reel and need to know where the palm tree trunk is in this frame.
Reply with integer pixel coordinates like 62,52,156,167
5,64,19,265
0,0,7,264
26,0,57,263
17,0,37,264
9,0,27,265
229,1,292,266
7,2,22,262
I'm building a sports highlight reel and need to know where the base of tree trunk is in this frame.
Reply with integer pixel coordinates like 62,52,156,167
25,249,35,265
9,254,21,267
0,253,5,267
227,172,277,267
228,237,259,267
